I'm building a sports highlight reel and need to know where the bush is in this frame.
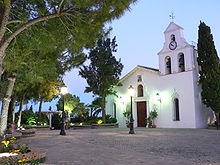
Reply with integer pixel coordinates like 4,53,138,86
106,114,117,124
21,110,36,125
27,117,37,125
106,117,117,123
35,113,49,125
70,116,82,123
52,114,62,129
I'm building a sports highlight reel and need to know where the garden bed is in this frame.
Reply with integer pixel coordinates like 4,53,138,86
30,125,50,130
20,129,37,137
208,124,220,129
6,133,22,140
0,147,47,164
72,125,92,129
91,123,118,129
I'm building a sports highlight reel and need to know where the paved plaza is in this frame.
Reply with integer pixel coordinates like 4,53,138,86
21,128,220,165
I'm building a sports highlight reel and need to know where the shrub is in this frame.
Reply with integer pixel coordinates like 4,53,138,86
35,113,49,125
27,117,36,125
106,117,117,123
106,114,117,123
21,110,36,125
52,114,62,129
146,110,158,126
70,116,82,123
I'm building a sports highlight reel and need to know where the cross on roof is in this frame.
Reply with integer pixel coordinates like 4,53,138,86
169,12,175,22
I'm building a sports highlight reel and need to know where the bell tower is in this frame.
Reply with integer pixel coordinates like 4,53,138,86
157,22,195,75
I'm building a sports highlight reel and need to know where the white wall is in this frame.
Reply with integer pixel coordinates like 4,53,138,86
106,67,204,128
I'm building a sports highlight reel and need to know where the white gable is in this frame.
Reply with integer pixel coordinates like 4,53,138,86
164,22,184,33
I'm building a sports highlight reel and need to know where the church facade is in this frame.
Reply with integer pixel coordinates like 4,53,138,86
105,22,214,128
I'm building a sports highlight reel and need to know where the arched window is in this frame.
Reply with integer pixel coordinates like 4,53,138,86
137,85,144,97
165,56,171,74
174,98,180,121
178,53,185,72
113,103,116,118
171,34,175,41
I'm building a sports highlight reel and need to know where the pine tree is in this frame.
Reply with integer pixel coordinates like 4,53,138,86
79,37,123,123
197,22,220,129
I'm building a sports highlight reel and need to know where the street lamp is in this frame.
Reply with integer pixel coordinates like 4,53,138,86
60,85,68,136
128,85,135,134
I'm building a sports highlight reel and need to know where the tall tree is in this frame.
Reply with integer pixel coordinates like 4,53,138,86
197,22,220,129
0,0,137,79
79,37,123,123
0,0,137,136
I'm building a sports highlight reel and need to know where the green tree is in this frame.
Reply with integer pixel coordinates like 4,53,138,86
0,0,137,136
74,102,90,121
79,37,123,123
88,97,102,117
56,93,80,114
0,0,137,79
197,22,220,129
56,93,89,121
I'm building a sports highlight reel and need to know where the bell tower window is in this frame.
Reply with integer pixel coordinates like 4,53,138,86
165,56,171,74
137,85,144,97
171,34,175,41
178,53,185,72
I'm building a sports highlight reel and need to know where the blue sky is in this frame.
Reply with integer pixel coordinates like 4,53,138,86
38,0,220,111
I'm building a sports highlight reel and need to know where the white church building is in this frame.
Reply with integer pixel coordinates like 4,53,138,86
105,22,214,128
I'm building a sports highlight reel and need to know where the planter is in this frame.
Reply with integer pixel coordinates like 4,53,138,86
6,133,22,140
148,125,157,128
0,147,47,164
72,125,92,129
91,123,118,129
31,125,50,129
24,125,50,130
20,129,37,137
208,124,220,130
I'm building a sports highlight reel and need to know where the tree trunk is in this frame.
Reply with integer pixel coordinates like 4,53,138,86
38,98,43,122
0,53,4,80
101,98,106,123
215,112,219,130
12,101,15,124
17,99,23,128
0,0,11,42
8,98,14,123
0,72,16,136
101,106,106,123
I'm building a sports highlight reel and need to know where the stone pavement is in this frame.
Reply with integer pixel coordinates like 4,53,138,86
21,128,220,165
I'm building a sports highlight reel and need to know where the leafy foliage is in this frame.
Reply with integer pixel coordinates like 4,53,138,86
146,110,158,126
79,37,123,122
56,93,80,112
0,0,137,136
52,114,62,129
17,109,49,125
105,114,117,123
197,21,220,128
56,93,89,121
88,97,102,117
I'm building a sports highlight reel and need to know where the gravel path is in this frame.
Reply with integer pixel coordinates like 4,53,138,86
21,128,220,165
